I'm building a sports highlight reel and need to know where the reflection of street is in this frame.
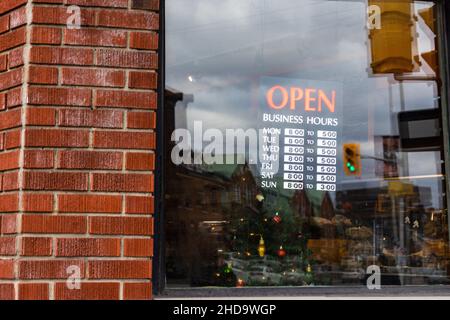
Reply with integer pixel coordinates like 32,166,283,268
336,180,449,285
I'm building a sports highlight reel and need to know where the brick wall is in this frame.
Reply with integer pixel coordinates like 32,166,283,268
0,0,28,300
0,0,159,300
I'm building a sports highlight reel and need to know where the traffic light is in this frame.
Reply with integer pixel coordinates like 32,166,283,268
418,5,438,75
368,0,419,74
343,143,361,176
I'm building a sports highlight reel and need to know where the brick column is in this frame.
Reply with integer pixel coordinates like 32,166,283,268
0,0,159,300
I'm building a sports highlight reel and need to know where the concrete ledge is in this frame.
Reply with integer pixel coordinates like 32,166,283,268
159,285,450,299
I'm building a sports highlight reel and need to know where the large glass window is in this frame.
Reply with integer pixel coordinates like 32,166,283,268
164,0,450,288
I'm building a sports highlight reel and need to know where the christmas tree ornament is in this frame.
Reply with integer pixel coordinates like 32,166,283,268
277,245,287,257
258,236,266,257
223,264,232,274
304,264,314,285
237,279,245,287
273,212,282,224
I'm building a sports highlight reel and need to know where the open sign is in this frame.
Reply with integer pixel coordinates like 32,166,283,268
266,85,336,113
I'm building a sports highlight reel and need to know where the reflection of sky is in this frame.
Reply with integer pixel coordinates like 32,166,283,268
166,0,442,207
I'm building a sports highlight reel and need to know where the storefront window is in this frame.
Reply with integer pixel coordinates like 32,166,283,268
164,0,450,287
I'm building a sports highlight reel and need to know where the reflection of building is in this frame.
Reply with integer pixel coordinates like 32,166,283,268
337,181,432,220
165,88,268,284
290,190,313,218
165,84,450,287
230,163,258,209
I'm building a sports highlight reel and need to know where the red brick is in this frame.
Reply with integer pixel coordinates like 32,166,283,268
88,260,151,279
30,47,94,66
23,171,88,191
55,282,119,300
9,6,26,29
25,129,89,148
0,68,23,91
22,193,53,212
58,109,123,128
28,87,92,106
64,29,127,47
96,50,157,69
97,10,158,29
32,6,95,26
0,26,25,52
0,16,9,34
89,216,153,236
0,0,27,15
29,66,58,85
58,150,123,170
0,109,22,130
32,0,63,3
5,129,21,149
6,87,21,107
0,150,20,171
56,238,120,257
0,260,14,279
125,196,154,214
124,238,153,257
0,55,7,72
19,260,85,279
22,215,87,234
26,107,56,125
24,150,54,169
0,237,16,255
96,90,156,109
21,237,52,256
19,283,49,300
0,194,19,212
2,171,19,190
93,131,156,150
127,111,156,129
0,93,5,111
66,0,128,7
8,47,24,68
91,173,154,193
62,68,125,87
31,26,62,45
129,71,157,90
130,32,158,50
58,194,122,214
0,284,15,300
1,214,17,234
131,0,159,11
123,282,152,300
126,152,155,171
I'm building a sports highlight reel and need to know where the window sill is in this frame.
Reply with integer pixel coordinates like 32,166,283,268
156,285,450,299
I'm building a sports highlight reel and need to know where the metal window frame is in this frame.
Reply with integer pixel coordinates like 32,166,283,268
153,0,450,297
438,0,450,249
152,0,166,295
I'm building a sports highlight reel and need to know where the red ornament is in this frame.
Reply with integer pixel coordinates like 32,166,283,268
273,213,282,224
277,246,287,257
